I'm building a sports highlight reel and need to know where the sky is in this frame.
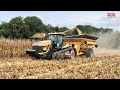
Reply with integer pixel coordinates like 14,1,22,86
0,11,120,30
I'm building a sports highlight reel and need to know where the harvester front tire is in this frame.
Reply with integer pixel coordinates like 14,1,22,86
85,48,94,58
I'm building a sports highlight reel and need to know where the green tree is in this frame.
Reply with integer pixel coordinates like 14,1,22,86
24,16,46,35
0,22,9,37
46,24,55,33
7,16,30,39
59,27,69,32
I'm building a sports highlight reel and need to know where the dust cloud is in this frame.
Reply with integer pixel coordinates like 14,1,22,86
93,31,120,56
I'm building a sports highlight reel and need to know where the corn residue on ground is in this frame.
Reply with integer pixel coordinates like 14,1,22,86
0,56,120,79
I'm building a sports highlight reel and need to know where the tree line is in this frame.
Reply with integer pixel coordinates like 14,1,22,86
0,16,113,39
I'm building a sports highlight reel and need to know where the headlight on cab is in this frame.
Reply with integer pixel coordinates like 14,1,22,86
43,46,47,51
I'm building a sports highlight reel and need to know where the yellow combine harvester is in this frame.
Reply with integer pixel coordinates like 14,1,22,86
30,33,46,41
26,27,98,59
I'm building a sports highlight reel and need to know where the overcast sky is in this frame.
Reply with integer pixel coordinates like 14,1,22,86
0,11,120,30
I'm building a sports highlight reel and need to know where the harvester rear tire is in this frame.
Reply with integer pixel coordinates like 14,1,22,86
85,48,94,58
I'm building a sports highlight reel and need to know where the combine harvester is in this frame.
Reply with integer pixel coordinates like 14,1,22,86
26,27,98,59
30,33,46,41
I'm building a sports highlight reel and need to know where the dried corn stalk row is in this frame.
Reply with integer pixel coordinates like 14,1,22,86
0,38,34,58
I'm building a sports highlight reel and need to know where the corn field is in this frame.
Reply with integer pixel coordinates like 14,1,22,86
0,38,120,79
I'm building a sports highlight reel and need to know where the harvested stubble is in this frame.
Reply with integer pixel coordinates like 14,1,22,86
0,55,119,79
